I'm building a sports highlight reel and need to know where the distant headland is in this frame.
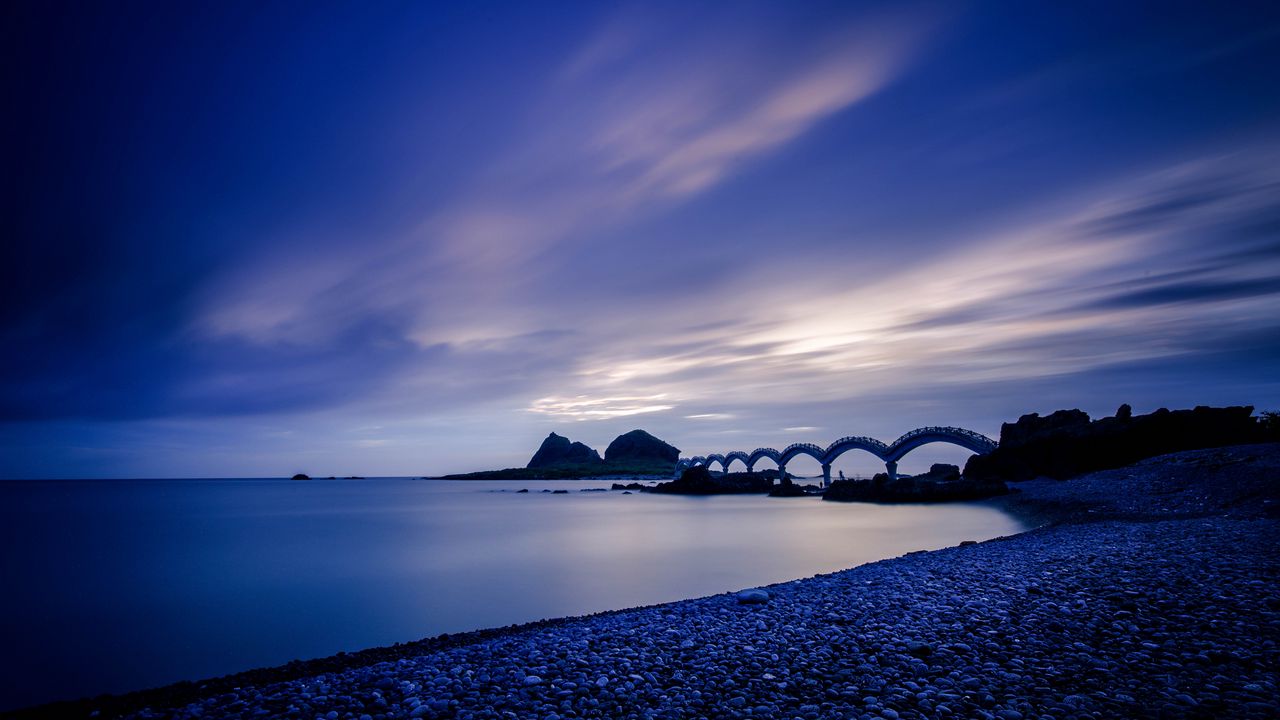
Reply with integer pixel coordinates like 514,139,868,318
440,405,1279,505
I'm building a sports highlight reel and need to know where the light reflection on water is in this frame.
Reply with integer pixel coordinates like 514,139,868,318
0,478,1025,710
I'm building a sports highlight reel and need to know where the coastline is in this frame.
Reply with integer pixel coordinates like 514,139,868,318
9,444,1278,720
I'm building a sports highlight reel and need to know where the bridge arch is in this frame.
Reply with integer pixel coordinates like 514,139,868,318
821,436,890,465
780,442,825,467
746,448,781,472
704,454,727,472
724,451,749,472
883,426,998,463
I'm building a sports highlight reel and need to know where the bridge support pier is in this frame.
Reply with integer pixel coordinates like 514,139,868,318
821,463,831,488
746,462,754,473
885,460,898,480
777,464,787,484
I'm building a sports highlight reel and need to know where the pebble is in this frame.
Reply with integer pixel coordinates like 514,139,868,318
736,588,770,604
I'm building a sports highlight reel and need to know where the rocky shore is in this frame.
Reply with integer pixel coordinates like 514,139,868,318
12,445,1279,720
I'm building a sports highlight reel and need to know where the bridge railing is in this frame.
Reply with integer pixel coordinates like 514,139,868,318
891,426,998,450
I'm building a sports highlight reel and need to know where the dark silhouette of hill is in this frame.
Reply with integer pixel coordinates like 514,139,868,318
442,429,680,479
604,429,679,466
527,433,603,468
964,404,1275,482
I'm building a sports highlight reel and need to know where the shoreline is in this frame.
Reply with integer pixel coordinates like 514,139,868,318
9,444,1278,719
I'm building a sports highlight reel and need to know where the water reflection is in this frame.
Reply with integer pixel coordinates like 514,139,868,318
0,478,1025,710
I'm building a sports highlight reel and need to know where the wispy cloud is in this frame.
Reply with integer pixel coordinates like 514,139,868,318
528,394,675,420
8,1,1280,479
544,145,1280,453
197,5,931,350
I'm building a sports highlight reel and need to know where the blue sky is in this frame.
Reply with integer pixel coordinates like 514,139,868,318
4,1,1280,478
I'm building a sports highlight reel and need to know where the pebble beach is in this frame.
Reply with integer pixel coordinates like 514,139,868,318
14,444,1279,720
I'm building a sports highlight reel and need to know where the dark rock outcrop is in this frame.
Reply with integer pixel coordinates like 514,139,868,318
291,473,310,480
919,463,961,482
527,433,603,469
650,467,773,495
823,471,1008,503
766,476,819,497
604,429,679,466
964,405,1270,483
825,463,1002,503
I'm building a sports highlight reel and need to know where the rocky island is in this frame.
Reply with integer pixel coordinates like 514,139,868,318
441,429,679,480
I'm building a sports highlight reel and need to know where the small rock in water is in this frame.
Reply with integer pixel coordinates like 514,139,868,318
736,588,770,604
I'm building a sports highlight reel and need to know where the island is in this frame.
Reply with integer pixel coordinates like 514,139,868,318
441,429,679,479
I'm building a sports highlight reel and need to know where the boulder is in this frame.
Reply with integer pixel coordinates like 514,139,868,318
736,588,771,604
527,433,603,469
920,463,961,482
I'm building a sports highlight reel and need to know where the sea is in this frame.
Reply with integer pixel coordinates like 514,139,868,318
0,478,1026,711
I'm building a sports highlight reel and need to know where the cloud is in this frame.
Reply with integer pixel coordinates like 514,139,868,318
186,5,927,357
542,144,1280,455
528,394,675,420
581,26,915,202
8,2,1280,478
146,4,935,432
1079,277,1280,311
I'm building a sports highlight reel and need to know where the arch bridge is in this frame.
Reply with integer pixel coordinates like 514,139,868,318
674,426,998,486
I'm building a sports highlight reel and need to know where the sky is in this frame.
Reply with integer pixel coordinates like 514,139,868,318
3,1,1280,478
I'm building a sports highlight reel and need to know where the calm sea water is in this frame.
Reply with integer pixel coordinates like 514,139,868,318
0,478,1026,710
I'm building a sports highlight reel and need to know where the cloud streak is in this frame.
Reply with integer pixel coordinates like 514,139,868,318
5,2,1280,477
200,5,929,345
